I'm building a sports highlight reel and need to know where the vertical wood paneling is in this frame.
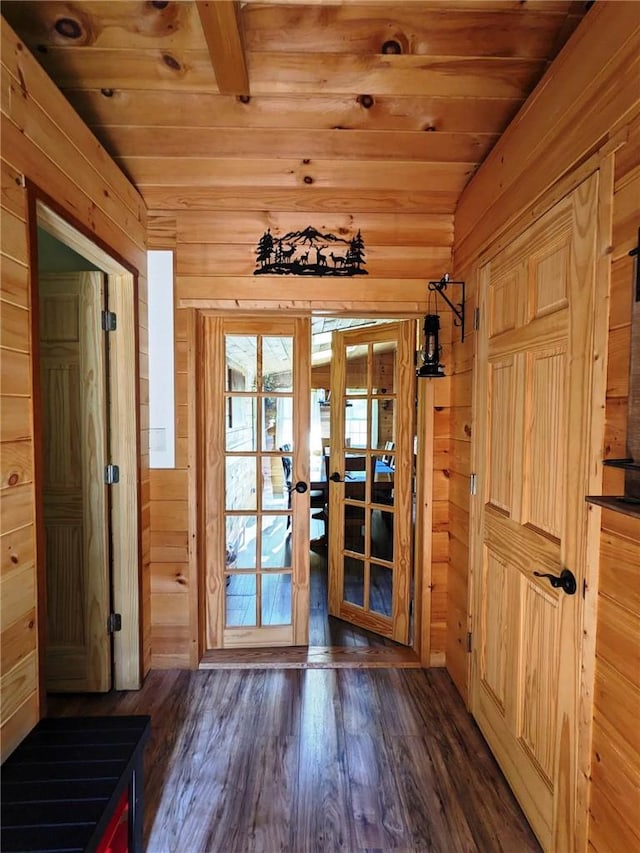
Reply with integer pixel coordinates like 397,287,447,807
0,17,146,758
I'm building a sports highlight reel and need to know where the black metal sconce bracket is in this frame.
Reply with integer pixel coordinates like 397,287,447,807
428,274,466,342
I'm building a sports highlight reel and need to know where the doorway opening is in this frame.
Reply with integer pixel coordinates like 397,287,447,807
200,314,423,666
33,201,141,695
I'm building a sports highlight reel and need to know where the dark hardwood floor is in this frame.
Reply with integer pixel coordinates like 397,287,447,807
48,668,540,852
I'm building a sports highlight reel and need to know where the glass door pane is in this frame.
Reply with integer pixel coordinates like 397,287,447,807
203,316,310,650
328,321,414,644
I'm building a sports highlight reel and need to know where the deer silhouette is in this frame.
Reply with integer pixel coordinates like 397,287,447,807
330,251,346,268
280,244,296,263
299,251,309,264
316,247,328,266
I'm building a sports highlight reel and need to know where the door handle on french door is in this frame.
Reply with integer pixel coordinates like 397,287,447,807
329,472,343,483
533,568,577,595
291,481,308,494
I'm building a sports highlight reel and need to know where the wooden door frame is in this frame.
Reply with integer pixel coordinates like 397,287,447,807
186,301,437,665
28,189,143,699
467,163,612,850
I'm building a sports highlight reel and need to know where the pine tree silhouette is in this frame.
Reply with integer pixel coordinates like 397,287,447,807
256,229,274,268
350,230,366,270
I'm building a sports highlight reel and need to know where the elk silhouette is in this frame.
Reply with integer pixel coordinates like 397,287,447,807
280,244,296,263
330,251,346,268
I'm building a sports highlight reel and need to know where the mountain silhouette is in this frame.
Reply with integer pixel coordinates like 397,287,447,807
280,225,349,247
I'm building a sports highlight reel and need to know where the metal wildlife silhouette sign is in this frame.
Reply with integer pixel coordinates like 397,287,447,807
254,226,367,276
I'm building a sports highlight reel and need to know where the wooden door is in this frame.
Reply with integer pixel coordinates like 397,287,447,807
202,316,310,649
39,272,111,691
470,175,601,849
328,321,415,643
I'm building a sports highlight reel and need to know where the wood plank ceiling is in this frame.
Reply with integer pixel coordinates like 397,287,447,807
2,0,589,225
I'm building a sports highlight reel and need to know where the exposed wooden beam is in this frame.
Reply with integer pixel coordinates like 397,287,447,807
195,1,249,96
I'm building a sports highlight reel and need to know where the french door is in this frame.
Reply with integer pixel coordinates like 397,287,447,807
328,321,415,644
470,174,602,849
202,316,310,649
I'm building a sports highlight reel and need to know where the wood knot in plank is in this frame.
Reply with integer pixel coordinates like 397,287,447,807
162,53,182,72
55,17,83,39
381,39,403,55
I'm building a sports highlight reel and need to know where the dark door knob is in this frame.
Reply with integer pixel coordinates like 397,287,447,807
329,472,343,483
533,568,577,595
292,481,308,494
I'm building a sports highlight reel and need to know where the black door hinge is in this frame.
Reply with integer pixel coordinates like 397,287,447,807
104,464,119,485
108,613,122,634
474,307,480,331
101,310,117,331
466,631,472,653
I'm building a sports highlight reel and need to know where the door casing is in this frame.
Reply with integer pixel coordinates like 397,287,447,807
31,197,142,697
193,308,438,662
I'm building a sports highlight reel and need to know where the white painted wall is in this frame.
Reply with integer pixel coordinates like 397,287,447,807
148,250,175,468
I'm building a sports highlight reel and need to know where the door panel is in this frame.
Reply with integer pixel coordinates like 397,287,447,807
328,321,415,644
525,347,566,536
471,174,600,849
39,272,110,692
202,316,310,649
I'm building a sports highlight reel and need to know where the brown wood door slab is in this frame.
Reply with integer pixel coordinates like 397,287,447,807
39,271,111,692
470,174,602,849
328,321,415,644
202,315,311,649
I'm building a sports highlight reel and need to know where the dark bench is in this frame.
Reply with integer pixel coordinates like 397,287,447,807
1,715,151,853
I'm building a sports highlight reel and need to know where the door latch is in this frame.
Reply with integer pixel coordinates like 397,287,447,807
533,568,577,595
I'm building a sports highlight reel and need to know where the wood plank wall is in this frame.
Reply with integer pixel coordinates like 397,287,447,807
147,212,453,666
0,19,148,759
450,2,640,839
587,121,640,853
450,0,640,704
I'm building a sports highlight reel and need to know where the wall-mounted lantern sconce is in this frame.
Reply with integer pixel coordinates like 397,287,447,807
417,314,445,378
416,273,466,378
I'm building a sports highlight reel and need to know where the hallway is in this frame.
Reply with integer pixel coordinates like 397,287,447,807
49,668,540,852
